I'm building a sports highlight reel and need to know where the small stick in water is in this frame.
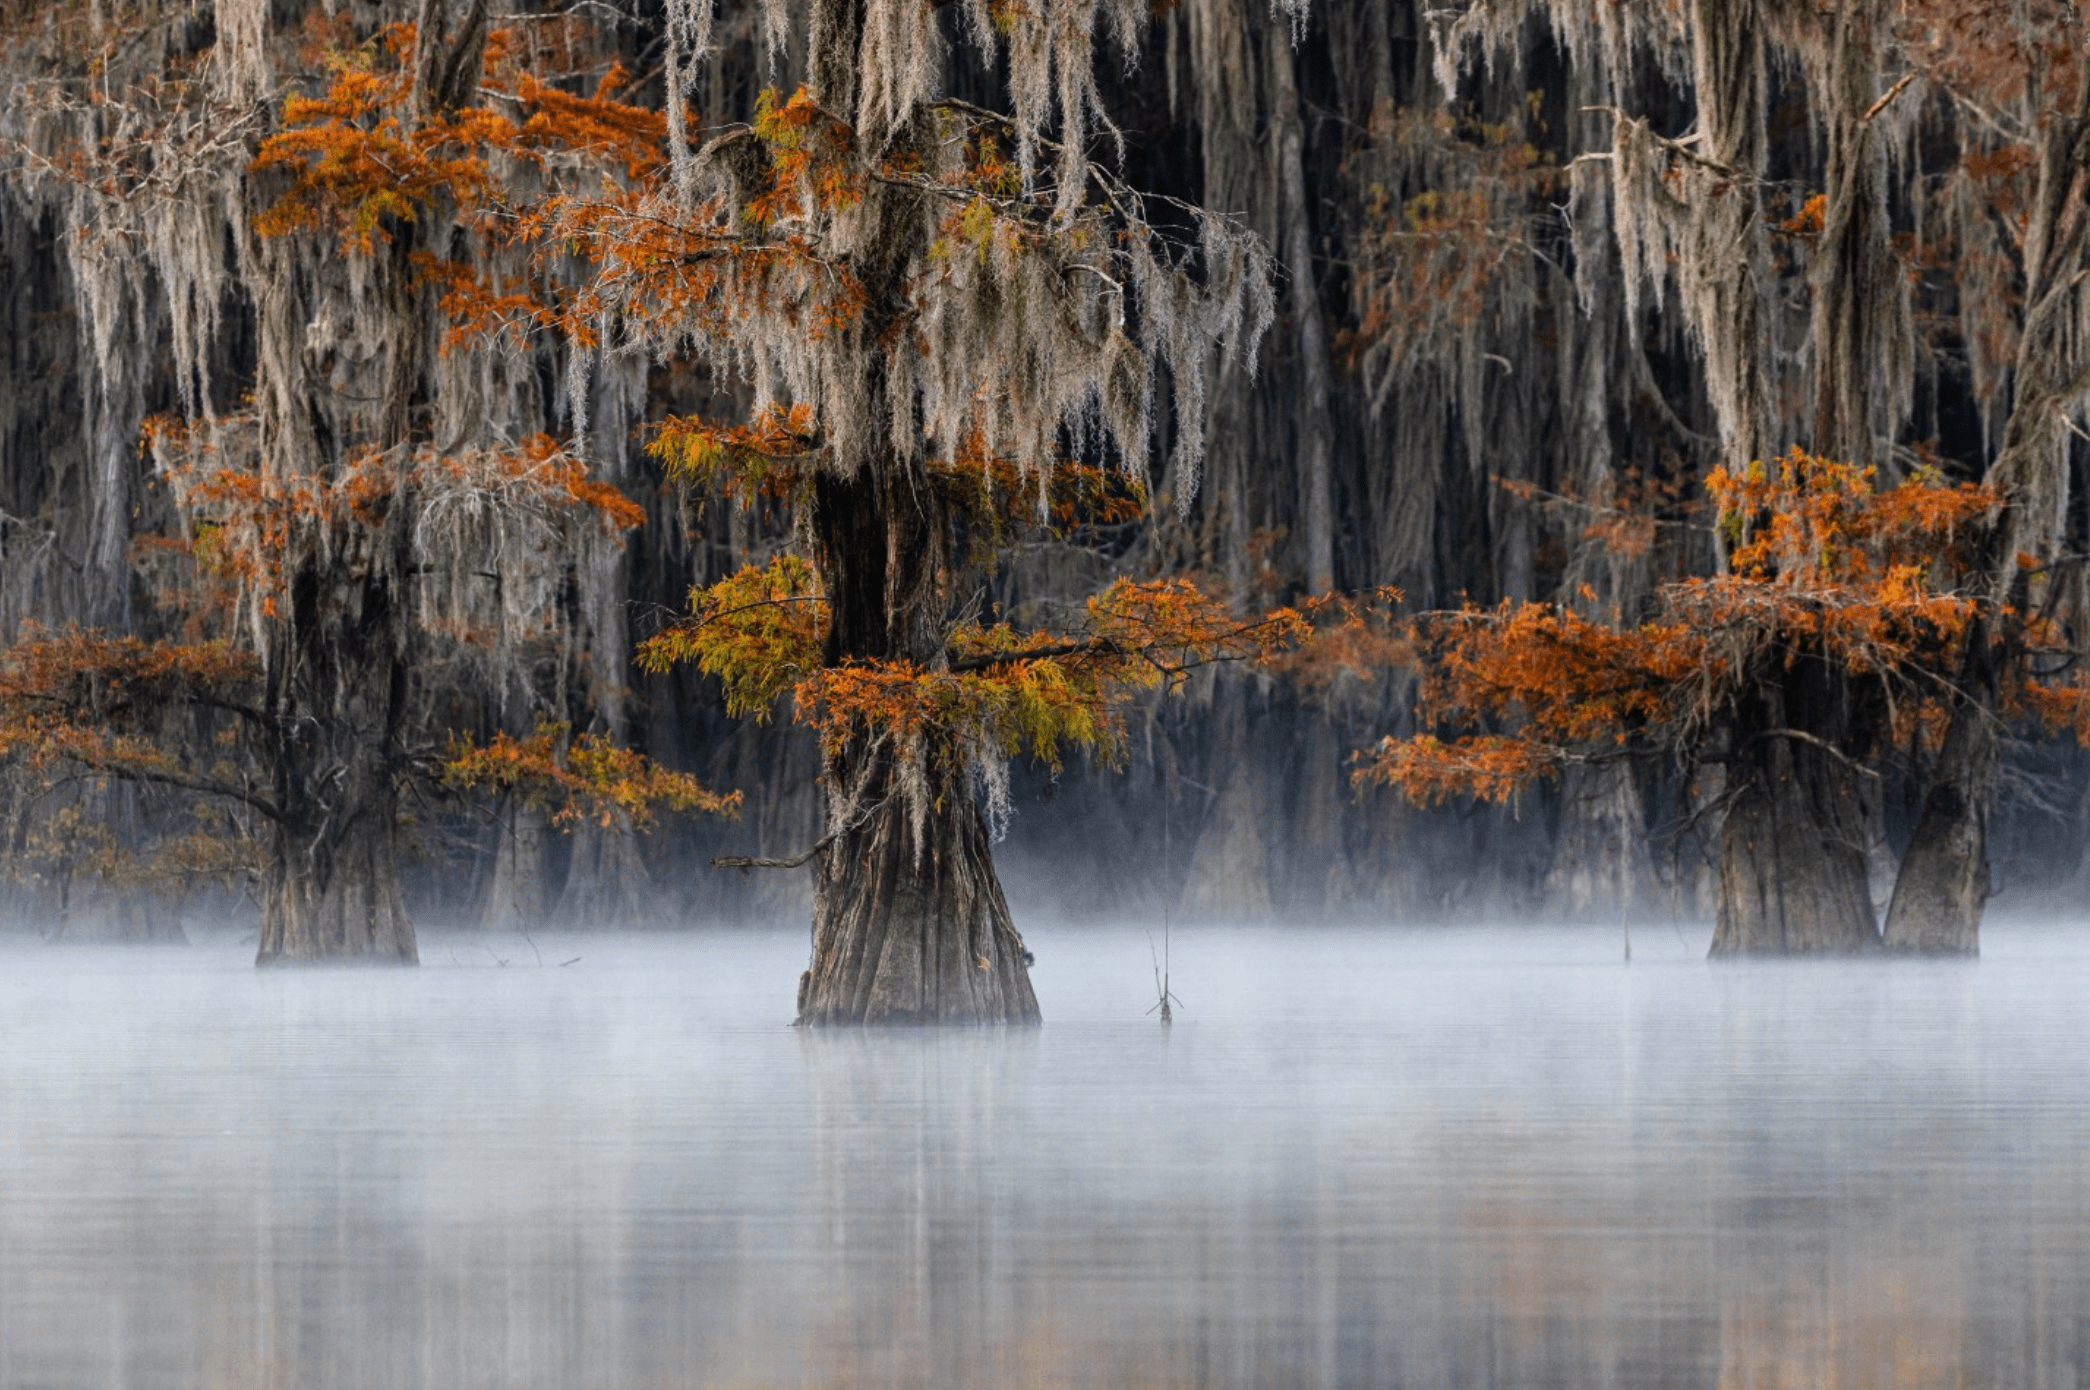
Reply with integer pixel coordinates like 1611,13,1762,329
1147,914,1182,1024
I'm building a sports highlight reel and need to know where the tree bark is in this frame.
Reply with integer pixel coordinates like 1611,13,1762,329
1878,518,2003,956
479,799,547,931
1880,699,1989,954
1685,0,1774,480
799,755,1038,1026
253,508,417,965
555,815,657,928
1881,56,2090,956
1713,773,1878,954
785,119,1040,1020
1710,687,1879,954
1268,22,1335,595
795,452,1042,1023
1808,0,1908,472
1545,762,1653,919
258,771,416,964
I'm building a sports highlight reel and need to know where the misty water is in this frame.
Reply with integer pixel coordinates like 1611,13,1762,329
2,922,2088,1389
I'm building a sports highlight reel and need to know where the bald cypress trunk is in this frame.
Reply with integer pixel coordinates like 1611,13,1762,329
1882,57,2090,956
1713,768,1879,955
797,455,1040,1024
259,780,416,964
480,801,547,932
255,526,417,965
800,751,1037,1026
789,152,1039,1024
1710,672,1880,955
1269,24,1335,595
791,300,1036,1020
1880,694,1990,955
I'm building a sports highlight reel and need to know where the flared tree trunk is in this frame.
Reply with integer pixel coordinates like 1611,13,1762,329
768,58,1044,1023
1545,763,1655,919
1881,659,1994,955
258,771,416,964
480,800,547,932
1710,674,1881,954
253,538,417,965
1179,760,1276,922
1880,61,2090,956
798,755,1038,1026
1713,771,1879,953
794,451,1042,1025
555,815,657,929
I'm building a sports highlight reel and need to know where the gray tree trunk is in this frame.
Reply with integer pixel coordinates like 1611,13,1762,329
258,771,416,964
1268,24,1335,594
480,800,547,932
799,747,1038,1027
1711,709,1879,955
1880,697,1989,954
1881,57,2090,957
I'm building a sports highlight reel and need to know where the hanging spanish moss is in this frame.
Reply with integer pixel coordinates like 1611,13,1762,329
5,0,2090,960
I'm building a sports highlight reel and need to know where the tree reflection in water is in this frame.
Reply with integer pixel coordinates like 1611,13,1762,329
0,927,2084,1388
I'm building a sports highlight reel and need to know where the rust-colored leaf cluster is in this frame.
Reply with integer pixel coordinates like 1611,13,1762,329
440,721,738,831
1359,452,2006,804
640,559,1314,773
0,625,266,814
252,21,663,256
1340,104,1560,375
148,418,642,622
649,403,821,503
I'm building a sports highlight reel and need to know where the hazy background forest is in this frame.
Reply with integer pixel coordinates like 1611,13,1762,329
5,0,2088,939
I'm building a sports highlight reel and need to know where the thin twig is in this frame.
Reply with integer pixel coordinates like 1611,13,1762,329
713,795,888,871
1863,72,1918,124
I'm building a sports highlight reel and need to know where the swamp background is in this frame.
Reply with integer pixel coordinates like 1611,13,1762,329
5,0,2090,937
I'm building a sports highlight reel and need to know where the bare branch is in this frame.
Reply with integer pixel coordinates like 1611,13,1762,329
1735,727,1882,780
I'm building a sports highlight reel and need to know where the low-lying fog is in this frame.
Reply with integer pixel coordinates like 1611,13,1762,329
2,920,2086,1389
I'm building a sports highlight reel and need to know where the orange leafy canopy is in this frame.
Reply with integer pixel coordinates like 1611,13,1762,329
440,722,739,831
640,558,1310,771
537,85,868,363
1360,452,1999,805
252,21,664,339
253,23,663,241
651,409,1147,555
0,625,272,815
149,420,642,620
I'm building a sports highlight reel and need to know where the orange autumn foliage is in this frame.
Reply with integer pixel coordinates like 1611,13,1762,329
649,407,1147,546
147,419,644,618
253,22,663,238
448,37,1278,838
36,417,722,839
639,558,1316,773
1340,106,1560,377
648,403,822,504
252,20,664,341
440,722,740,831
0,625,275,819
1360,451,2007,804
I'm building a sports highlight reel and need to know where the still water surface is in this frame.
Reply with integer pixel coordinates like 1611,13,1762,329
1,921,2087,1389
